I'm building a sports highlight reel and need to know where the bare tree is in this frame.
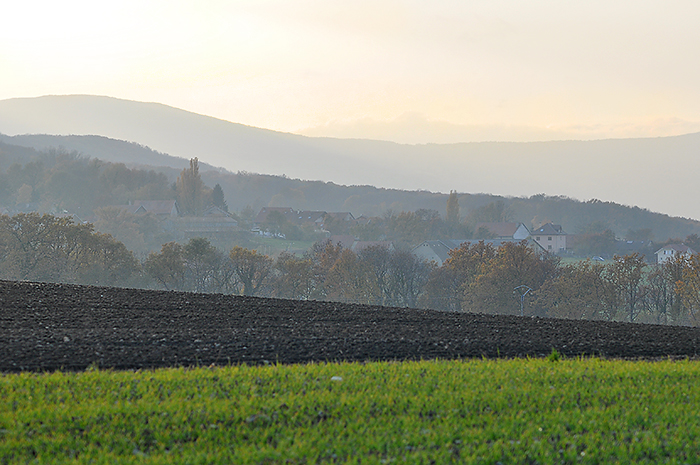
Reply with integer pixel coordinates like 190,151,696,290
607,253,647,322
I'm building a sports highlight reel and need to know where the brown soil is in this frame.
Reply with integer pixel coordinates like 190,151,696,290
1,280,699,372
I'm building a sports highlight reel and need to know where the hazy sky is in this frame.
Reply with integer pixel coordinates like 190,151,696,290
3,0,700,143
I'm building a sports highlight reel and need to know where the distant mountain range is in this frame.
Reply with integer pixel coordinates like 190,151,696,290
1,95,700,221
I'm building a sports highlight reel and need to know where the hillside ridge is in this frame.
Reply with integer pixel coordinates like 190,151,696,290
2,95,700,219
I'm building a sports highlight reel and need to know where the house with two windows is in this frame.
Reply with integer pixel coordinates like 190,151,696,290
532,223,567,253
655,244,696,264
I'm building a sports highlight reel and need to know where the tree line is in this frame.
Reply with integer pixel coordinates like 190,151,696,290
427,241,699,325
0,213,138,287
4,212,700,326
143,239,432,308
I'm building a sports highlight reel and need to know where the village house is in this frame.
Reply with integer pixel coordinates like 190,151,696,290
474,222,531,240
614,240,655,259
132,200,180,218
172,205,241,242
655,244,696,264
295,211,326,229
109,199,180,218
253,207,357,235
532,223,567,253
325,212,356,223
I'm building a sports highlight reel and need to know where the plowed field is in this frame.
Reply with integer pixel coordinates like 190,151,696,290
1,280,699,372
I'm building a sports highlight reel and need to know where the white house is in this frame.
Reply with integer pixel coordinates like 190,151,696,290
474,222,531,240
655,244,696,264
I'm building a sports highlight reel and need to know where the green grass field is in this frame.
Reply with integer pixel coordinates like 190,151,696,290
1,358,698,464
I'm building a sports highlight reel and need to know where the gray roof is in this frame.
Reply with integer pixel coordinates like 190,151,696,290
533,223,566,235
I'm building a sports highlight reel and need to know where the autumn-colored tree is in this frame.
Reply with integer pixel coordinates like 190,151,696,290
0,213,92,281
421,266,462,311
176,158,206,216
324,248,376,304
203,249,237,295
144,242,185,290
644,264,674,325
273,252,316,300
422,241,497,312
463,241,558,315
306,239,345,299
77,232,140,286
677,253,700,326
534,260,612,320
0,213,138,286
661,254,690,324
229,246,272,296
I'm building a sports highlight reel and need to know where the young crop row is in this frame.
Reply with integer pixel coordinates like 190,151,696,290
0,358,699,463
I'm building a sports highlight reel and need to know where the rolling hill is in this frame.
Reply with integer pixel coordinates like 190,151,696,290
1,95,700,221
1,135,699,242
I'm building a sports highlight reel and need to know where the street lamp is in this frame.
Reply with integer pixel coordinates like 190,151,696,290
514,285,532,317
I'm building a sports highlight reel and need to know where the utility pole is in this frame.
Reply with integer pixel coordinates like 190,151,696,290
514,285,532,317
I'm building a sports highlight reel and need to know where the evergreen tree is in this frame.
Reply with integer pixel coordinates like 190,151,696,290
446,190,459,224
212,183,228,212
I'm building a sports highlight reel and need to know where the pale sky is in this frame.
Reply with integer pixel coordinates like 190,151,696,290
2,0,700,143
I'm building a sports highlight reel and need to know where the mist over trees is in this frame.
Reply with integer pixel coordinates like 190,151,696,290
6,137,700,326
0,143,173,215
2,209,700,325
2,137,700,244
0,213,138,286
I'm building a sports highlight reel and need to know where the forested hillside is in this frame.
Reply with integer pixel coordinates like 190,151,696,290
1,136,699,243
0,133,219,172
2,141,700,325
4,95,700,220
